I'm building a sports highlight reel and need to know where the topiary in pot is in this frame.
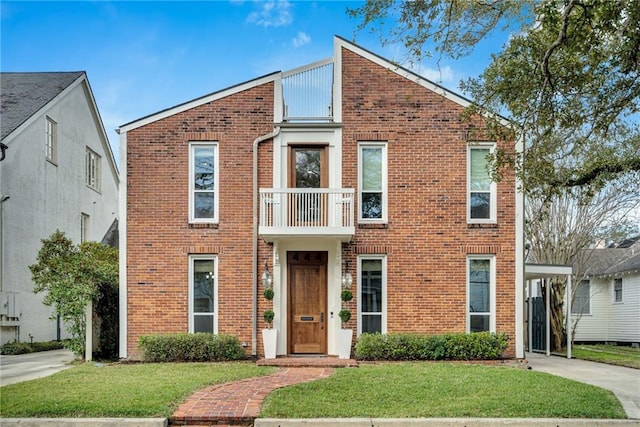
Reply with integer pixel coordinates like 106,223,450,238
263,309,275,328
339,309,351,324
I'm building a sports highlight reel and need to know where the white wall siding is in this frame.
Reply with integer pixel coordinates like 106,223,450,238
573,274,640,343
0,79,118,345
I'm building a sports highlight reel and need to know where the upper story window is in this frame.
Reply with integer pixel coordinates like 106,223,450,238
572,280,591,315
189,142,219,223
613,278,623,303
467,256,496,333
358,142,387,223
468,144,496,223
46,117,57,163
85,147,101,191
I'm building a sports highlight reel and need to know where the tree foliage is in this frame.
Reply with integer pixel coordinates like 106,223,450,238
349,0,640,196
29,230,118,356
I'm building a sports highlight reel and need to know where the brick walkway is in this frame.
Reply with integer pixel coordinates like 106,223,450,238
170,367,333,426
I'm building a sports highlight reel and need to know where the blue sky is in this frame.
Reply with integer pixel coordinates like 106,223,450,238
1,1,508,161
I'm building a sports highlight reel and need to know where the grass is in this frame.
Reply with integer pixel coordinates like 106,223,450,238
572,344,640,369
0,361,275,418
260,363,626,419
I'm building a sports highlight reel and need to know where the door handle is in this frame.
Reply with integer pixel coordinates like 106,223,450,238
320,312,324,329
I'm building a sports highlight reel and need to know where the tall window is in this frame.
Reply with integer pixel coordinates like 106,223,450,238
572,280,591,315
189,142,218,223
358,142,387,223
85,147,101,191
46,117,57,163
358,256,386,334
80,213,89,242
189,256,217,333
468,144,496,222
613,278,623,303
467,256,495,332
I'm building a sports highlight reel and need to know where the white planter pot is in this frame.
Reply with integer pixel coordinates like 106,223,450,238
262,328,277,359
337,328,353,359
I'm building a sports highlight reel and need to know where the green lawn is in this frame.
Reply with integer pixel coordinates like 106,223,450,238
261,363,626,419
572,344,640,369
0,362,275,418
0,361,626,419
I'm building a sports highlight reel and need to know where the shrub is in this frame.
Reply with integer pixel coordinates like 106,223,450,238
354,332,509,361
137,333,246,362
0,340,66,355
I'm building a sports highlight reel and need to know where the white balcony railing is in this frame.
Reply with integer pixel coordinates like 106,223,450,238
259,188,354,241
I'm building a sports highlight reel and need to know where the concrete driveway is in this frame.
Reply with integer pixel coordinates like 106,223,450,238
0,349,76,386
526,352,640,419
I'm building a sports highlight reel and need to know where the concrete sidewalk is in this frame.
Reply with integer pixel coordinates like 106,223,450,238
526,352,640,419
0,349,76,386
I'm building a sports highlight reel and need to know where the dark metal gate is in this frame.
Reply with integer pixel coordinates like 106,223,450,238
531,296,546,352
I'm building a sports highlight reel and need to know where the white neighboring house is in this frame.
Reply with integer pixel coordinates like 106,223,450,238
572,236,640,347
0,72,119,345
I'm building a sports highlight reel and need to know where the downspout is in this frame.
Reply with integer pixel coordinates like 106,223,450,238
252,126,281,356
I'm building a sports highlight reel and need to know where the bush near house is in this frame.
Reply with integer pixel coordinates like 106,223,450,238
355,332,509,361
0,340,67,355
138,333,246,362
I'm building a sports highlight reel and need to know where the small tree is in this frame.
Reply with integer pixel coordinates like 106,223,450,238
29,230,118,356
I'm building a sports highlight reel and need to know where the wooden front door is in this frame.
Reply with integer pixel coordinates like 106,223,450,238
288,251,327,354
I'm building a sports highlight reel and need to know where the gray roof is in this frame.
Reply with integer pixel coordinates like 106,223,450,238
1,71,84,141
574,236,640,277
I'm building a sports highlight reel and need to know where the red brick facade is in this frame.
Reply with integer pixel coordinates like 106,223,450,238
122,40,518,358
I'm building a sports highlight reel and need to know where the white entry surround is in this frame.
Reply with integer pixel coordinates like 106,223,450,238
269,239,344,357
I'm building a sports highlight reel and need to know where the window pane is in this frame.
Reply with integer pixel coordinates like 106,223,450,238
470,315,489,332
362,314,382,334
470,192,490,219
572,281,590,314
614,279,622,302
469,259,490,313
361,192,382,219
362,148,382,191
193,259,214,313
194,193,215,218
295,149,321,188
194,314,214,333
361,259,382,313
470,148,490,191
194,147,215,190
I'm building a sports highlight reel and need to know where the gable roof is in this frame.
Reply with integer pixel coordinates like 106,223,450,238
575,236,640,277
1,72,84,141
120,36,512,134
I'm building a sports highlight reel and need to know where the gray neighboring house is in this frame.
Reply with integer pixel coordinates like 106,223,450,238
0,72,119,345
572,236,640,346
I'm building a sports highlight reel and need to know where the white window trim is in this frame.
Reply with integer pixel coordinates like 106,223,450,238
466,255,496,333
357,254,387,335
358,142,388,224
46,116,57,164
188,255,218,333
189,142,219,223
613,278,623,304
467,143,497,224
80,213,89,243
85,147,101,192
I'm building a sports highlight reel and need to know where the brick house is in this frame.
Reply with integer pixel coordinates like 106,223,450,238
118,37,524,359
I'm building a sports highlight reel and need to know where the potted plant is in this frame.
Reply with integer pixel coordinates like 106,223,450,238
261,262,277,359
337,263,354,359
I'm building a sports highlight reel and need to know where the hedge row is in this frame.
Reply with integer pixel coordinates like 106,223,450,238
0,340,66,355
137,333,246,362
354,332,509,361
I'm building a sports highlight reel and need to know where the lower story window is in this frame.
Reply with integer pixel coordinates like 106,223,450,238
358,255,386,334
189,255,217,333
467,256,495,333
